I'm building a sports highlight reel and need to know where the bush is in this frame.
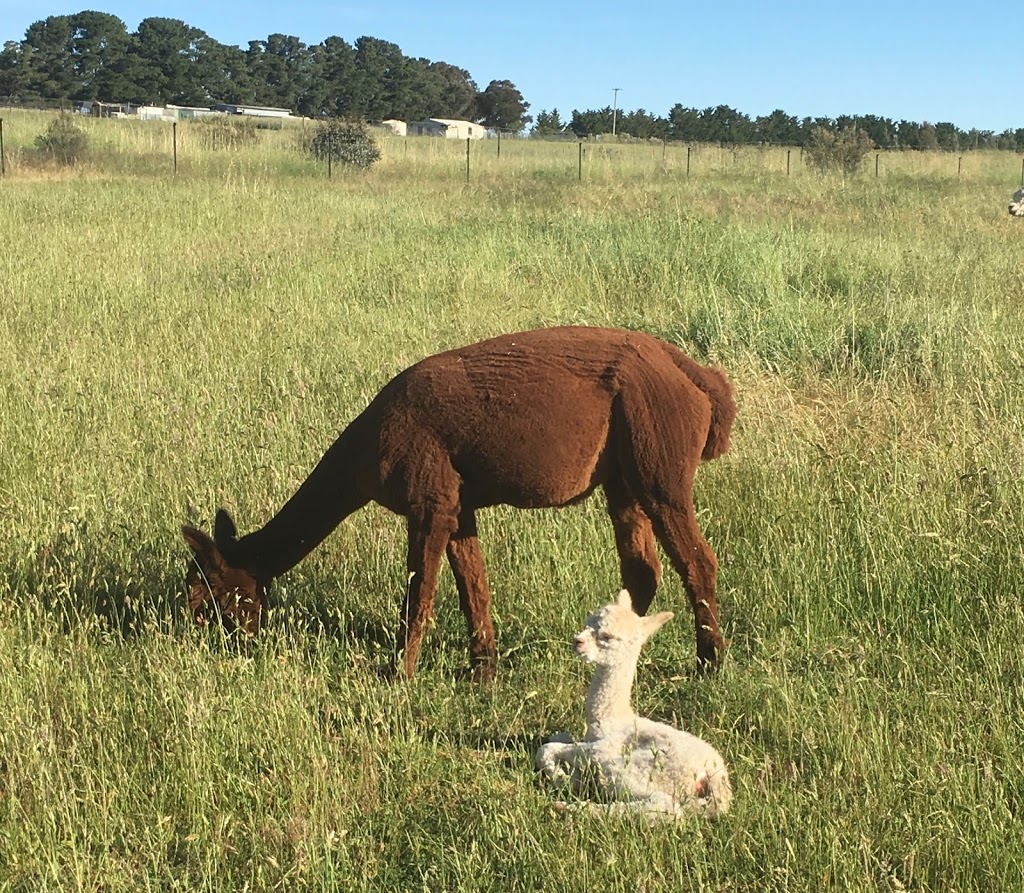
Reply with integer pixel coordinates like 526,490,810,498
303,119,381,170
803,126,875,174
35,114,89,165
191,115,261,150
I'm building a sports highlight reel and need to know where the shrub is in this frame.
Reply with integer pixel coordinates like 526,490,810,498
803,126,875,174
35,114,89,165
191,115,261,150
303,119,381,170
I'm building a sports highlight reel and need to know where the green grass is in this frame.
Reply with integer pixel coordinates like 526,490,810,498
0,110,1022,891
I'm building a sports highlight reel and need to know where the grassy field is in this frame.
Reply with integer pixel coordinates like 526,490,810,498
1,109,1023,891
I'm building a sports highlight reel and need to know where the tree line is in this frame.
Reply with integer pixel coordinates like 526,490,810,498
534,105,1024,152
0,10,532,130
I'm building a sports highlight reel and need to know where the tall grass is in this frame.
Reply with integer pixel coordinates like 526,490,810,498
0,111,1022,891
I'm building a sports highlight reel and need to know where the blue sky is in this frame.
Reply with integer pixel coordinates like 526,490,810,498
1,0,1018,132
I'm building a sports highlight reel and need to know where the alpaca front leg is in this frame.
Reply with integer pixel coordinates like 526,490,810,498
399,509,457,678
536,737,591,793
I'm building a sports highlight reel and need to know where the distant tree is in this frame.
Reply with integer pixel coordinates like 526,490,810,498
311,36,358,116
755,108,801,145
699,105,755,144
476,79,531,132
918,122,939,150
67,11,137,100
531,108,566,137
246,34,315,114
895,119,921,149
352,36,410,121
0,40,28,99
424,61,477,119
620,108,668,139
933,121,960,151
20,15,78,100
667,104,701,141
569,107,614,137
133,17,219,105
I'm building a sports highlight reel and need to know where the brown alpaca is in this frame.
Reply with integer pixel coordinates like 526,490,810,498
182,326,736,680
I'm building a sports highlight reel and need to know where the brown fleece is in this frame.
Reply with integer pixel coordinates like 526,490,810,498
182,325,736,680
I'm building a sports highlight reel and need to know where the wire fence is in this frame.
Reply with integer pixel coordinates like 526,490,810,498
1,108,1023,189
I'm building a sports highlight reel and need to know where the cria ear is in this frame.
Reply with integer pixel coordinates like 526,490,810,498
214,508,238,548
643,611,675,635
181,525,226,572
616,589,634,611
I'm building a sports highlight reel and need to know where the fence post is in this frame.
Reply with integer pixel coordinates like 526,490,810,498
786,148,791,176
0,118,5,178
578,141,583,180
172,121,177,176
957,155,962,179
1020,155,1023,186
875,153,879,178
466,137,471,182
686,145,691,177
328,129,333,179
497,129,501,158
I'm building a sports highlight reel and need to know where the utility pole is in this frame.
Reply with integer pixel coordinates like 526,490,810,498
612,87,621,137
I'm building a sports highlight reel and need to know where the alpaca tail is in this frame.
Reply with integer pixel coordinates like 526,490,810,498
664,346,737,461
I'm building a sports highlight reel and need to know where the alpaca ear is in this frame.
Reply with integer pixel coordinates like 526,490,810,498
214,508,238,548
644,611,675,635
616,589,634,611
182,525,226,572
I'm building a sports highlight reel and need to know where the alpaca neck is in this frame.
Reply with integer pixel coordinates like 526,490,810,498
232,429,369,579
584,659,638,739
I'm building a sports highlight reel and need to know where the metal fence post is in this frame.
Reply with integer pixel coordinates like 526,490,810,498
172,121,177,176
0,118,5,178
466,137,471,182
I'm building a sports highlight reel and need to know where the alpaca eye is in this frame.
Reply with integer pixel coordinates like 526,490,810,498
598,631,614,642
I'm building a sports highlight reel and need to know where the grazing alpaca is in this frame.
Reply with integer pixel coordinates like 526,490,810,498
1010,187,1024,217
182,325,735,680
535,590,732,820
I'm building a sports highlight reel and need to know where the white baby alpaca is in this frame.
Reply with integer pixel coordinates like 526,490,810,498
536,590,732,820
1010,187,1024,217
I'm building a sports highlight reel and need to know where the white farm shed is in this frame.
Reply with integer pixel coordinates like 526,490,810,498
381,119,407,136
214,103,293,119
408,118,485,139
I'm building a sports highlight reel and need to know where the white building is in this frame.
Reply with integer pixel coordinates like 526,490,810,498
214,103,293,119
408,118,485,139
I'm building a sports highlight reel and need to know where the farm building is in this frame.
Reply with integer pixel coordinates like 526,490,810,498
138,105,220,122
381,119,407,136
214,103,293,119
408,118,485,139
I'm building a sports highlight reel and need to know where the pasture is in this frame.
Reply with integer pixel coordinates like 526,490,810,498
0,109,1022,891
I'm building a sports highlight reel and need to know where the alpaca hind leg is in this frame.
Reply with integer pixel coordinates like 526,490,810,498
446,509,497,682
646,501,724,669
604,477,662,615
611,379,723,668
399,505,458,678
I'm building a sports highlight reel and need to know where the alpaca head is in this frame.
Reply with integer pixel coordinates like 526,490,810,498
181,509,267,635
573,590,674,667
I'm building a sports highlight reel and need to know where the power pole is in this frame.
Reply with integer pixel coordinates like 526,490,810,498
612,87,621,137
